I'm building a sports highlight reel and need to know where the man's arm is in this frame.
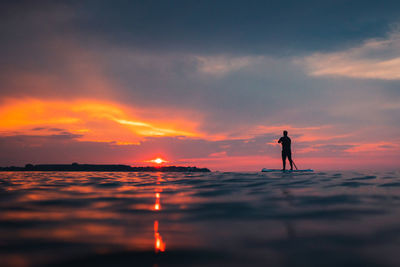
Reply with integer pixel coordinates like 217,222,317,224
278,137,282,144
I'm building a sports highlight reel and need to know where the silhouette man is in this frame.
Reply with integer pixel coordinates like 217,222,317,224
278,130,293,170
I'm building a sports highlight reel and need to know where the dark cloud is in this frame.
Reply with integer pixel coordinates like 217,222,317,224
71,0,400,55
32,127,46,131
31,127,65,132
2,0,400,56
48,128,65,132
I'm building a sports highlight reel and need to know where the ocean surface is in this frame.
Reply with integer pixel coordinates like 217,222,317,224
1,170,400,267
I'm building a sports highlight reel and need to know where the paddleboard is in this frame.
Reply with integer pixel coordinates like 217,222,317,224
261,168,313,173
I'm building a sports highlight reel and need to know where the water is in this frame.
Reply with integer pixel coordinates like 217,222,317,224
1,171,400,267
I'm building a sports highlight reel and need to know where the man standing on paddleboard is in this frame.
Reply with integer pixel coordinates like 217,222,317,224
278,130,293,170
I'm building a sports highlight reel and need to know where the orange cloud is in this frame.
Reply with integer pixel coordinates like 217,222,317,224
345,142,400,153
0,98,201,144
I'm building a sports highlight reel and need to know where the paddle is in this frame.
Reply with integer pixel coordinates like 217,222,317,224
292,159,298,170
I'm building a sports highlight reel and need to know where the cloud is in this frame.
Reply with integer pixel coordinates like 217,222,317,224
300,30,400,80
195,55,262,75
49,1,400,54
0,98,201,144
346,142,400,153
1,1,400,170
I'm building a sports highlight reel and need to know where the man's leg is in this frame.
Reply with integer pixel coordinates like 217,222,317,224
282,151,286,170
288,153,293,170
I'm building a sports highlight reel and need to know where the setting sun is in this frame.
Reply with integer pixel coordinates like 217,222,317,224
150,158,168,164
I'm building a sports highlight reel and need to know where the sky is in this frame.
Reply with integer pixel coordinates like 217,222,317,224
1,0,400,171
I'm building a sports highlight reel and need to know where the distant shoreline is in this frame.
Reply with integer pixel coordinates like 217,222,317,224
0,163,211,172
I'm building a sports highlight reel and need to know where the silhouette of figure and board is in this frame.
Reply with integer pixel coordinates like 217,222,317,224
261,130,313,173
278,130,293,171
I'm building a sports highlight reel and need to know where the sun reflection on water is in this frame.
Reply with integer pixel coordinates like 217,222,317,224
3,171,399,266
154,192,161,211
153,173,165,253
154,220,165,253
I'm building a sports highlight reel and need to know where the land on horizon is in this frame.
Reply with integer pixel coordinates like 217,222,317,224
0,163,211,172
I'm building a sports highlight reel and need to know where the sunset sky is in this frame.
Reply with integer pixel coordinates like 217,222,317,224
1,0,400,171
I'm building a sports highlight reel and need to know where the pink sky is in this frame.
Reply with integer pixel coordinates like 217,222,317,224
1,2,400,171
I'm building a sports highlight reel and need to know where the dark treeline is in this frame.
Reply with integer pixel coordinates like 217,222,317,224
0,163,210,172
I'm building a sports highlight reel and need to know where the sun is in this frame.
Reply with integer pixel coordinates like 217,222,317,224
154,158,163,164
150,157,167,164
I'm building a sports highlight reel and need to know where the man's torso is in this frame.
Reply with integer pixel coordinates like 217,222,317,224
279,136,291,152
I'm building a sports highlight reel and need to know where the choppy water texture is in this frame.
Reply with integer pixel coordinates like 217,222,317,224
1,171,400,267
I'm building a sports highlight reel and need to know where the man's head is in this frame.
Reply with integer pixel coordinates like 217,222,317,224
283,130,288,136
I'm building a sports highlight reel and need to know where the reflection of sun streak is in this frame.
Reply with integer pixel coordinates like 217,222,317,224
154,192,161,211
154,201,160,211
153,173,165,252
154,220,165,252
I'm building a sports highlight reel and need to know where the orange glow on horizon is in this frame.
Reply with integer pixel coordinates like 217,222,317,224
1,98,399,171
0,98,201,144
